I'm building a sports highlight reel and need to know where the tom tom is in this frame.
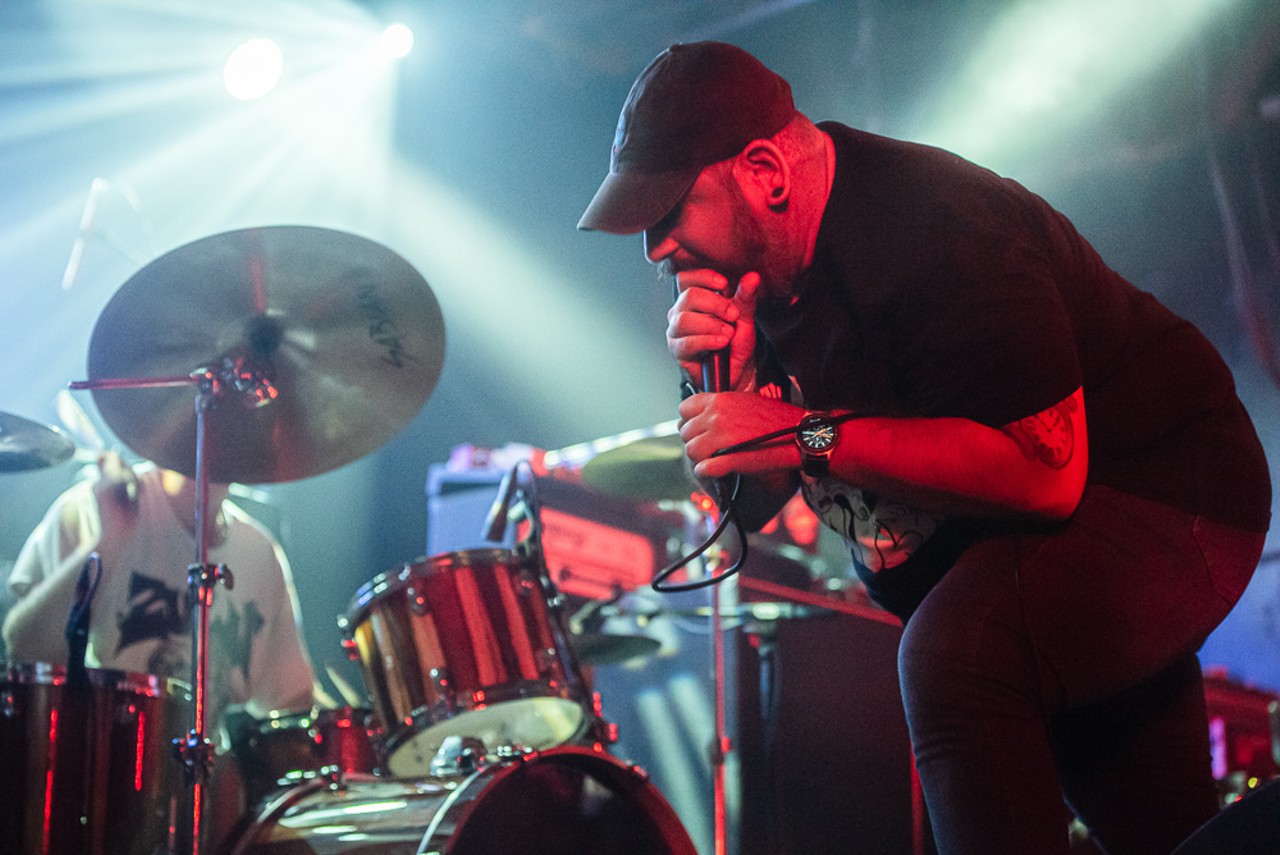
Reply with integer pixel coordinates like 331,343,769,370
0,662,192,855
225,745,696,854
228,705,380,806
342,549,595,776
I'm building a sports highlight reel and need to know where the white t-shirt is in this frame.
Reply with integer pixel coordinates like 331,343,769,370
6,466,315,728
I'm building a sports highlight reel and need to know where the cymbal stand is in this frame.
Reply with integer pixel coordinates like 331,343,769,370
70,358,271,854
179,366,234,855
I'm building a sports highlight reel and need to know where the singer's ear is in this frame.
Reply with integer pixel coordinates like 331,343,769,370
735,140,790,210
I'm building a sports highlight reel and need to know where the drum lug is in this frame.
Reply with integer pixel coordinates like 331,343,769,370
517,571,540,598
428,668,450,693
407,585,429,616
339,636,360,663
494,742,535,763
535,646,559,676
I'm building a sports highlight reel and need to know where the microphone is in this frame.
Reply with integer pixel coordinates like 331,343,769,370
482,464,522,543
699,275,737,393
701,348,731,393
62,178,108,290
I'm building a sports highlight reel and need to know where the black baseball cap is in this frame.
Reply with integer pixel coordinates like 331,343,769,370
578,41,797,235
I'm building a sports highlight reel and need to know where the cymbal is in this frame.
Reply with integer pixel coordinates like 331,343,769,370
580,434,697,502
84,226,445,484
0,412,75,472
571,632,661,666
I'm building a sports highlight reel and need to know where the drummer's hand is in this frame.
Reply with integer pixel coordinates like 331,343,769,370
678,391,805,480
666,270,761,392
94,450,138,506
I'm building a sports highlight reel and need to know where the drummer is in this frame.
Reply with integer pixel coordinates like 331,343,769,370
2,451,319,827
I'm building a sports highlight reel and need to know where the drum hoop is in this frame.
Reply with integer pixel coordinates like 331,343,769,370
418,746,694,854
343,547,532,626
2,661,191,700
420,765,489,850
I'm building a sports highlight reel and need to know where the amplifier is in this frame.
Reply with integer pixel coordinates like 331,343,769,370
426,463,691,599
1203,669,1280,804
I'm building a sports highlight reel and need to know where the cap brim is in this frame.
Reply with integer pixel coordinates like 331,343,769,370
577,168,699,234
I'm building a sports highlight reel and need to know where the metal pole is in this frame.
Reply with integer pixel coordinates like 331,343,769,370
711,578,729,855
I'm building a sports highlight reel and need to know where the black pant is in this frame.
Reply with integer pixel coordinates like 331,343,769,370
899,485,1267,854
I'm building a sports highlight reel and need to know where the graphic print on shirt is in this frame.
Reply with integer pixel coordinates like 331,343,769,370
211,601,265,684
801,475,943,573
115,570,264,682
116,571,186,652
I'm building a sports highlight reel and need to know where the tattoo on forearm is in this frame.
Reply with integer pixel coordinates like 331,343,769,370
1001,396,1077,469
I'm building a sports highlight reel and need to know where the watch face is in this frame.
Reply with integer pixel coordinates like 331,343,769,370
799,422,837,451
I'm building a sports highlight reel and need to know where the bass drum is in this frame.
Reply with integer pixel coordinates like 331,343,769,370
225,746,697,855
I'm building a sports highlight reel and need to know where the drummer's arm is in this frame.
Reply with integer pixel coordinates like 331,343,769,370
2,502,92,663
3,455,135,662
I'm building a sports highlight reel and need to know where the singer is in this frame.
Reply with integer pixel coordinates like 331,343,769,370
578,42,1271,854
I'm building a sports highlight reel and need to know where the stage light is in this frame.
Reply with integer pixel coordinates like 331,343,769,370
223,37,284,101
917,0,1236,166
377,23,414,60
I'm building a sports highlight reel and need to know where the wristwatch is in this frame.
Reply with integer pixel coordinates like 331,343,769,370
795,411,841,477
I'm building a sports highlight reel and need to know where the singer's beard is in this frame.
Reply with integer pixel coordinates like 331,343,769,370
657,176,796,302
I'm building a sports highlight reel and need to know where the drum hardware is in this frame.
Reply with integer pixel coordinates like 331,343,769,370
0,410,76,472
68,225,444,850
559,426,745,855
429,734,490,776
67,363,237,852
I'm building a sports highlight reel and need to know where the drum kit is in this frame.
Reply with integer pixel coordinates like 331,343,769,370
0,226,704,854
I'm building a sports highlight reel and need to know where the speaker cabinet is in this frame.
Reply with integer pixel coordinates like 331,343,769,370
736,610,934,854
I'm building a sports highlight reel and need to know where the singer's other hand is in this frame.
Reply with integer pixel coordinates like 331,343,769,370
666,270,760,390
678,391,804,480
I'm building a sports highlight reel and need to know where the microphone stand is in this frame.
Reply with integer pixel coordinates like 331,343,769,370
700,510,734,855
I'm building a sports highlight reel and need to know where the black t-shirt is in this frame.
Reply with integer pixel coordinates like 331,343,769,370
757,123,1271,614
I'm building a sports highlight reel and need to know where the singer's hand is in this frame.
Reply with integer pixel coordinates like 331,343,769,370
667,270,761,391
678,391,805,479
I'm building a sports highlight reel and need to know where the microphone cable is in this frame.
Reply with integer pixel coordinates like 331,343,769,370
652,472,749,593
650,411,861,593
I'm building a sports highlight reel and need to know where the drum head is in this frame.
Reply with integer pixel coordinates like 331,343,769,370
387,697,583,777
